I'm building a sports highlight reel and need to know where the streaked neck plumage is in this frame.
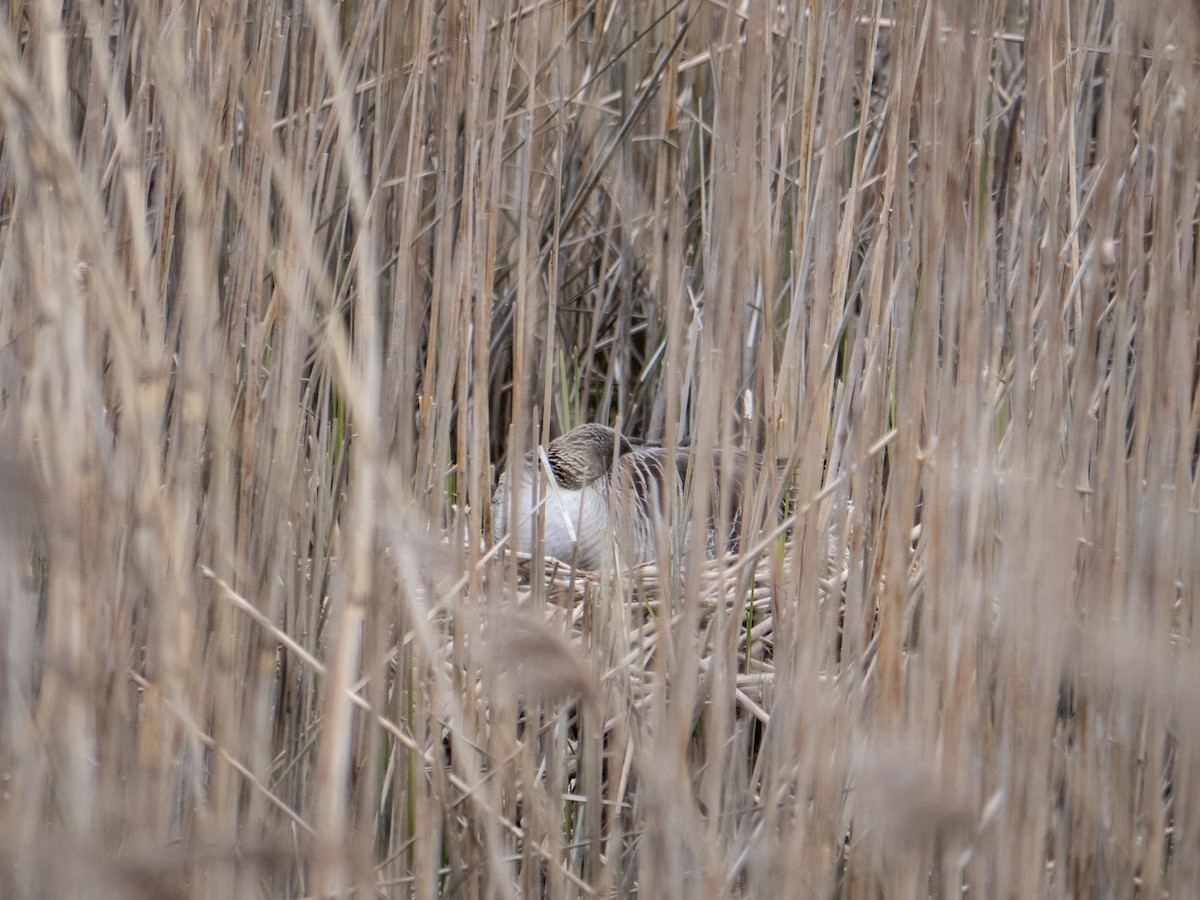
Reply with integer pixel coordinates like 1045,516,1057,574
491,424,675,570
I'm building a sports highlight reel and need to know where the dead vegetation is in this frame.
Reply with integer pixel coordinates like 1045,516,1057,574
0,0,1198,897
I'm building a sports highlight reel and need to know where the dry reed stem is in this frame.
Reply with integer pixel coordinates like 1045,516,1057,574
0,0,1197,897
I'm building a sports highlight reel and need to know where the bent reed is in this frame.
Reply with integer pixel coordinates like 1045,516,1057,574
0,2,1197,898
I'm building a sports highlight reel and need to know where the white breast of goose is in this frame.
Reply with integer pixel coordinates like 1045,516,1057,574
490,466,612,570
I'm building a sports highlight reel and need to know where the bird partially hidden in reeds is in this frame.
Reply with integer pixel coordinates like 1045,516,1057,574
491,423,754,570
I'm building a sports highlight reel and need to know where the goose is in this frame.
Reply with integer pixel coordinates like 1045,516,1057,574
490,424,746,570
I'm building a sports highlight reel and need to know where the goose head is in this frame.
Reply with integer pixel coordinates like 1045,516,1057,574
544,424,634,489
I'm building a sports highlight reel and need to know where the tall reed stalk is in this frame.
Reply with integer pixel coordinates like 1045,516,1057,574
0,1,1197,897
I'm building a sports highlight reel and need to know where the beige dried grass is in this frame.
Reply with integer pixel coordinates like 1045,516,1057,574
0,0,1197,898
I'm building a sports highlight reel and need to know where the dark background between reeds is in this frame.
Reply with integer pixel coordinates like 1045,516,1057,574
0,1,1198,897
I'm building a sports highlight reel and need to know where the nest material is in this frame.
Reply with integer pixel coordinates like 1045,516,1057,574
489,546,843,724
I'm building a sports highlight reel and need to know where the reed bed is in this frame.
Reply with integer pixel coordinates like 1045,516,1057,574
0,0,1198,897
